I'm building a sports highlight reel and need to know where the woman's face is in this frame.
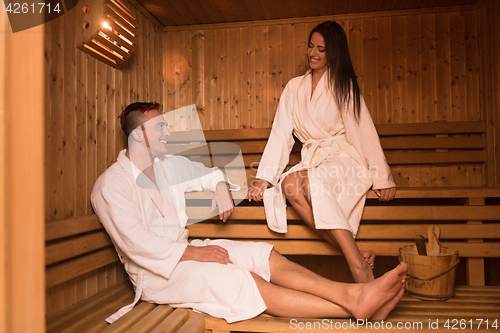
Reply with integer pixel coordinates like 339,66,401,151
308,32,327,73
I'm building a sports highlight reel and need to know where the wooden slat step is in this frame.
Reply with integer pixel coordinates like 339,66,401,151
261,239,500,257
201,286,498,333
99,302,158,333
385,150,487,165
170,121,486,143
46,214,101,241
46,248,119,288
120,304,175,333
366,187,500,198
46,231,112,265
149,308,191,333
185,186,500,200
391,305,499,317
187,223,500,240
176,314,205,333
186,205,500,221
203,314,498,333
168,137,487,154
47,280,134,333
374,121,486,136
380,136,486,149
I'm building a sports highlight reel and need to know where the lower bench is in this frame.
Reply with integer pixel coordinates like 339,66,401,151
46,279,500,333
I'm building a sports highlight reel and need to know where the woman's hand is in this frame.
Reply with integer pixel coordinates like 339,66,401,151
210,182,234,222
247,179,269,202
374,187,396,201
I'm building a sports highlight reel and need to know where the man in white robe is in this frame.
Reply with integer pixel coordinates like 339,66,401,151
91,102,407,324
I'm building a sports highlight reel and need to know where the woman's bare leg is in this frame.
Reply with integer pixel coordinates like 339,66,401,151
251,249,407,319
281,171,375,282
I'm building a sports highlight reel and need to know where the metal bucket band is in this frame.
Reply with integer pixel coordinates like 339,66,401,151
406,259,460,282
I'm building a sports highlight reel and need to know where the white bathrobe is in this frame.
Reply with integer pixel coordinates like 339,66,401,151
91,150,273,323
256,71,395,236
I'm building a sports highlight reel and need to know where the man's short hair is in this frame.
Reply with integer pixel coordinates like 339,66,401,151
119,102,162,137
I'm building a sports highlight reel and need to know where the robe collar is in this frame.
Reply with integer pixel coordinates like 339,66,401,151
294,70,334,142
117,149,167,217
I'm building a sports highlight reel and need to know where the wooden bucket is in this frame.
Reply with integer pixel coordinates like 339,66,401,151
399,225,459,301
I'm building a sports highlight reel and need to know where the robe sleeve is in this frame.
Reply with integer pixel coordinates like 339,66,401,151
256,82,296,185
348,96,396,190
164,156,240,193
91,173,188,280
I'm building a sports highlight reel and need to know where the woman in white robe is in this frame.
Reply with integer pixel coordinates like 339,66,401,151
248,21,396,283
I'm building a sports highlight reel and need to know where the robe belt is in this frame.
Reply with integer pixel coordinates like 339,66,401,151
300,134,346,169
106,268,144,323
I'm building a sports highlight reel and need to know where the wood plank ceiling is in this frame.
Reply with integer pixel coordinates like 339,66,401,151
133,0,481,27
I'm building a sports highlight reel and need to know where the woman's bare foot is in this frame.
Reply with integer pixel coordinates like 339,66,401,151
348,262,408,320
351,260,375,283
361,250,376,269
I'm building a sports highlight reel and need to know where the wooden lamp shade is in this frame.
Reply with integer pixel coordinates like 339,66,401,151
76,0,138,68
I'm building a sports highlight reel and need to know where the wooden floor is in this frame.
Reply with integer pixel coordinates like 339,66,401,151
46,281,500,333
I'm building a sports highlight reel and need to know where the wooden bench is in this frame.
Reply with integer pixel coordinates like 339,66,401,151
178,120,499,285
46,120,500,332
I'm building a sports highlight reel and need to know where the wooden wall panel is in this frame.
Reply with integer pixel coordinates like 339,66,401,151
163,7,486,187
0,10,6,333
1,8,45,332
44,3,163,317
479,0,500,187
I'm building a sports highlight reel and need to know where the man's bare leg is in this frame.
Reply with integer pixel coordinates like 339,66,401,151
252,250,406,320
251,272,352,317
282,171,375,282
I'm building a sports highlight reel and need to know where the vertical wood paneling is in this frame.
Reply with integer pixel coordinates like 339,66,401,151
192,30,205,119
45,5,163,317
391,16,405,124
449,11,467,122
48,17,64,221
76,52,88,217
163,8,487,188
0,10,7,332
435,13,452,121
376,17,391,124
241,27,255,128
228,28,242,129
479,0,500,186
203,29,216,129
3,15,45,332
404,15,421,124
164,31,178,113
267,25,280,126
178,30,191,120
361,18,377,120
420,14,437,123
216,29,229,129
86,58,97,215
293,23,308,77
348,19,363,92
63,12,76,219
464,10,479,122
280,24,294,93
254,26,268,128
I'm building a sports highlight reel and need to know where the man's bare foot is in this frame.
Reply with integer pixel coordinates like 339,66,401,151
370,283,405,321
361,250,376,269
348,262,408,320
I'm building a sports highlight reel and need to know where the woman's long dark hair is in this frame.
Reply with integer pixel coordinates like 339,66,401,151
308,21,361,120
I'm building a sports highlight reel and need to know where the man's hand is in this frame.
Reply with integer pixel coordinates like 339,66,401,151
210,182,234,222
180,245,233,265
247,178,269,202
374,186,396,201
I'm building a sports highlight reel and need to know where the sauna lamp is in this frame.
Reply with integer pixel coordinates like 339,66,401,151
76,0,138,68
